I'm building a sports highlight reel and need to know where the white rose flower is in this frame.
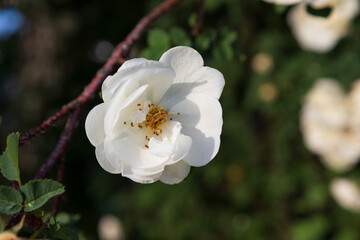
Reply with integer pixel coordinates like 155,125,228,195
85,46,224,184
330,178,360,212
301,78,360,172
287,0,359,53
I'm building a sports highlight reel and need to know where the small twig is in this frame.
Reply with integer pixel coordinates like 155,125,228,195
35,108,82,179
191,0,205,37
12,214,26,233
52,157,65,216
18,0,183,146
29,224,45,240
11,181,19,190
5,213,23,230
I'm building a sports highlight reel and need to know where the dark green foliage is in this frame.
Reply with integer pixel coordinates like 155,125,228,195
141,28,171,60
169,27,191,46
1,0,360,239
0,217,4,232
0,185,22,215
21,179,65,212
0,132,20,182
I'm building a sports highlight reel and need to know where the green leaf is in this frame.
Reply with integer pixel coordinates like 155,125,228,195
169,27,191,46
274,5,288,14
56,212,81,225
212,42,234,61
187,13,197,28
0,116,2,125
0,217,4,232
195,34,211,51
223,31,237,44
0,185,23,215
147,29,170,48
205,0,223,12
0,132,21,182
54,226,79,240
21,179,65,212
291,216,329,240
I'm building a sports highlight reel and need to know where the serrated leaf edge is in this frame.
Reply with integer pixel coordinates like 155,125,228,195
0,185,23,214
0,185,23,205
21,179,65,209
0,132,21,183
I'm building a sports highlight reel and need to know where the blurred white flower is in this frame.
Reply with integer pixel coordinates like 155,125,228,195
301,78,360,171
330,178,360,212
263,0,359,53
0,231,20,240
98,215,124,240
288,0,359,53
85,46,224,184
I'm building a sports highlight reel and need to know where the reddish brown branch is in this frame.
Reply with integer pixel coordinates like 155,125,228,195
52,157,65,216
191,0,205,37
19,0,183,146
35,108,82,179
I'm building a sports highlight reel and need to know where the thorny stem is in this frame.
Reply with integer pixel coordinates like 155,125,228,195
18,0,183,146
5,213,23,230
35,108,82,179
191,0,205,37
12,214,26,233
52,158,65,216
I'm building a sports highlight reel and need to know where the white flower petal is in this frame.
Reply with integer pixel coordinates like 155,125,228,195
85,103,108,147
130,109,147,123
104,84,148,138
122,163,163,184
160,160,191,184
330,178,360,212
102,60,175,103
169,93,222,167
167,134,192,165
159,47,224,108
104,134,169,170
95,144,122,174
160,46,204,81
149,121,182,158
119,58,149,70
287,0,359,53
160,67,225,108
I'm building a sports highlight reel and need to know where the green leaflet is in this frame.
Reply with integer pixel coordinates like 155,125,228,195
21,179,65,212
0,185,23,215
169,27,191,47
0,132,21,183
0,217,4,232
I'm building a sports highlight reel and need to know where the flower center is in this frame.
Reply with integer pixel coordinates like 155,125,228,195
145,106,168,132
123,102,180,149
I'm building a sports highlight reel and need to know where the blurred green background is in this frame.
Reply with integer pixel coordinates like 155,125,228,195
1,0,360,239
